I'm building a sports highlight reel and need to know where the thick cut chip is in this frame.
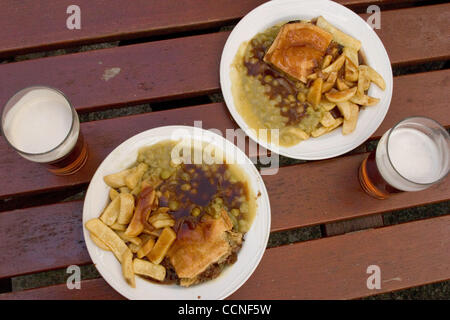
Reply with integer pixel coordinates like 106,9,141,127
142,228,163,238
122,250,135,288
264,22,333,83
316,16,362,51
357,65,371,95
326,117,343,133
85,218,130,263
128,243,141,253
336,78,350,91
343,47,359,67
100,196,120,226
148,227,177,265
104,169,133,188
322,71,337,93
152,219,175,229
336,101,354,120
119,186,130,193
320,112,336,127
312,117,344,137
307,78,323,107
311,118,343,137
350,93,380,106
342,103,360,135
90,233,110,251
325,87,357,103
311,126,328,138
118,193,135,225
133,258,166,282
319,100,336,111
137,238,156,259
322,54,345,75
110,223,127,231
149,211,175,229
321,55,333,69
344,58,359,82
116,231,142,246
125,163,149,190
109,188,119,201
360,65,386,90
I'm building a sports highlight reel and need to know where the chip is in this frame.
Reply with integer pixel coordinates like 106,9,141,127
100,196,120,226
342,102,360,135
147,227,177,265
320,112,336,128
118,193,135,225
90,232,110,251
322,54,345,74
322,71,337,93
336,101,353,120
350,93,380,106
133,258,166,282
109,188,119,201
125,163,149,190
104,169,133,188
316,16,362,51
85,218,130,263
344,58,359,82
336,78,350,91
307,78,323,107
122,250,135,288
137,238,156,259
325,87,357,103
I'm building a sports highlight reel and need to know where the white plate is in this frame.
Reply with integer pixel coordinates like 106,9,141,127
82,126,271,300
220,0,393,160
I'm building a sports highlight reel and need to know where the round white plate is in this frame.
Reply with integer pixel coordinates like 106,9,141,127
82,126,271,300
220,0,393,160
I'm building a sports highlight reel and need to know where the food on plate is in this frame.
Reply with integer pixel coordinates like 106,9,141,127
264,22,333,83
85,140,256,287
230,16,385,147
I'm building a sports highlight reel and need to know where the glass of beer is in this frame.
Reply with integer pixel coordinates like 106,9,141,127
1,86,88,175
359,116,449,199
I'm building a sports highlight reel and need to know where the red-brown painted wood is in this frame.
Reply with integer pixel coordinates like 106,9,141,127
230,215,450,299
0,70,448,200
0,150,448,279
1,215,448,299
0,4,449,113
0,0,426,58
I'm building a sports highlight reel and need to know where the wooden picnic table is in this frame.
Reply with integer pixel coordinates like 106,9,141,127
0,0,449,300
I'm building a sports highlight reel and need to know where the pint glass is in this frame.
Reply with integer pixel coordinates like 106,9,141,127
1,86,88,175
359,117,449,199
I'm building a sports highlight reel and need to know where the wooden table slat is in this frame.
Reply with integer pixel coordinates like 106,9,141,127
1,151,448,279
0,0,427,58
1,215,448,300
0,4,449,113
0,69,448,199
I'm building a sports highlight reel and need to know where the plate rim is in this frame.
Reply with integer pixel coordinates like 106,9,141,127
219,0,393,160
82,125,271,300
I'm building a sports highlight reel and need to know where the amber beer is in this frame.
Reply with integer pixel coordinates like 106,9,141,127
1,86,88,175
359,117,449,199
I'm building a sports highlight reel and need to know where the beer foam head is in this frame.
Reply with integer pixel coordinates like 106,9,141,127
388,128,441,184
3,88,73,154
